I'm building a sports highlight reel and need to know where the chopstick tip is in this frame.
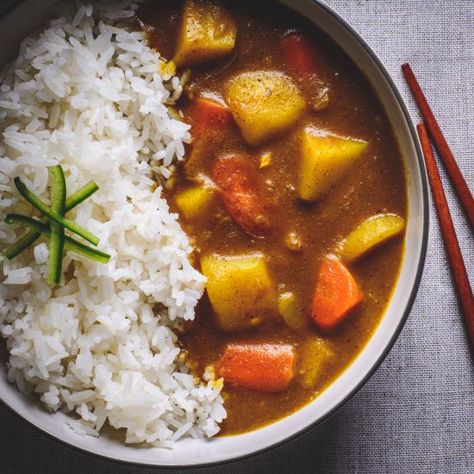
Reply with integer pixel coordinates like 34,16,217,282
416,122,429,140
401,63,412,76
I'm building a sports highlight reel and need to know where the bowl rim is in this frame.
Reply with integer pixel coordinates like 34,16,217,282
0,0,429,468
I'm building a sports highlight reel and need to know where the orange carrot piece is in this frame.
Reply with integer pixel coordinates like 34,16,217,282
184,98,233,176
280,34,320,76
216,343,295,392
311,255,363,332
188,97,233,138
212,155,271,237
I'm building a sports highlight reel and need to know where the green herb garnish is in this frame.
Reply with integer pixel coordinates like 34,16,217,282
14,177,99,246
47,166,66,285
3,166,110,285
65,181,99,210
3,180,99,260
5,215,111,265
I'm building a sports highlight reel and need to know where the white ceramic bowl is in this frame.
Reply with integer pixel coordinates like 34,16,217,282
0,0,428,468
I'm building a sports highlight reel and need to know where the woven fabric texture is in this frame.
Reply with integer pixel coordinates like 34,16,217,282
0,1,473,473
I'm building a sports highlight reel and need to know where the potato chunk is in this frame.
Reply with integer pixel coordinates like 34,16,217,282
298,128,368,201
278,292,308,332
340,213,406,263
175,185,215,220
225,71,306,146
173,0,237,67
298,338,334,388
201,254,277,332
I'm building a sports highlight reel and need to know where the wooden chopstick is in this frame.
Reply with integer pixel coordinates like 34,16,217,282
402,63,474,230
417,122,474,354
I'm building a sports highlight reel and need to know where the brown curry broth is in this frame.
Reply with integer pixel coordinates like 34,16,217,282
139,0,407,435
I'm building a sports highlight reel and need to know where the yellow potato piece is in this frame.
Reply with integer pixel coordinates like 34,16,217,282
201,254,277,332
158,59,176,80
298,338,334,388
340,213,406,263
173,0,237,67
298,128,368,201
175,185,215,220
278,292,308,332
259,151,272,169
225,71,306,146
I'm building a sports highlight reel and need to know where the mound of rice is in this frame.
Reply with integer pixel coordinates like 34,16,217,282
0,1,226,446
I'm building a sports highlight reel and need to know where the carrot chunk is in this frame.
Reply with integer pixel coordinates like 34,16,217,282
311,255,363,332
216,343,295,392
280,34,321,76
212,155,271,237
184,98,233,176
188,97,233,138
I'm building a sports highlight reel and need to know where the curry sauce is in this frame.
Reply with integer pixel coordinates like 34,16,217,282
139,0,407,435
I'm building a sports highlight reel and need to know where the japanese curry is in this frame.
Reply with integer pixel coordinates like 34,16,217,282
138,0,407,435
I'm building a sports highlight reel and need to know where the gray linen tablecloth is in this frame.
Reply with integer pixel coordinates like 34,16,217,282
0,1,473,473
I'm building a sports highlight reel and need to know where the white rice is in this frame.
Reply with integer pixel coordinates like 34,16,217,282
0,1,226,445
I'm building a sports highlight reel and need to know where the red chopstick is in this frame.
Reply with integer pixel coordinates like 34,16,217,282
402,63,474,229
417,122,474,354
